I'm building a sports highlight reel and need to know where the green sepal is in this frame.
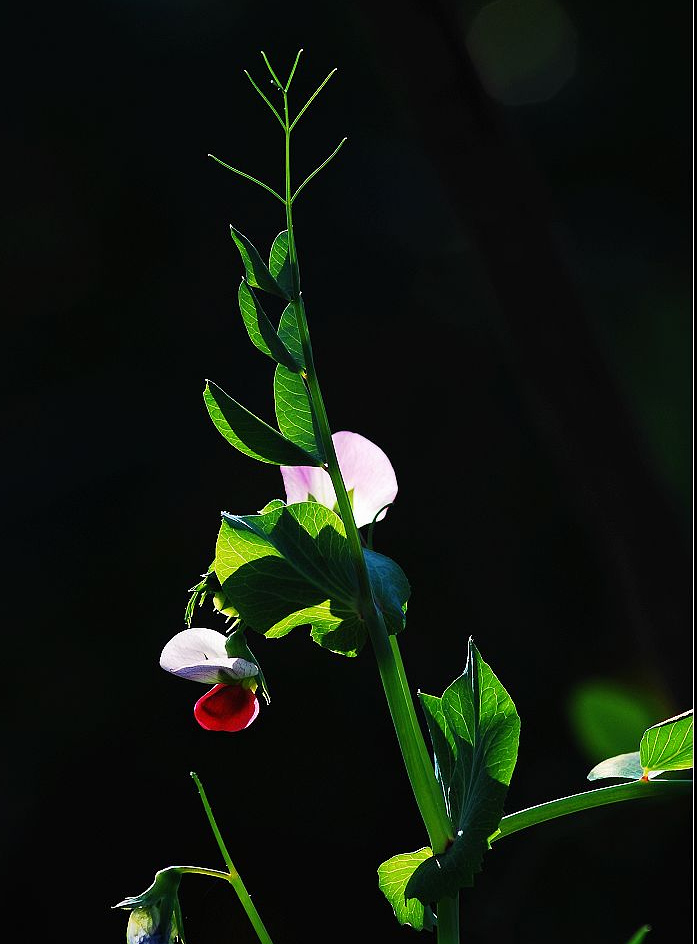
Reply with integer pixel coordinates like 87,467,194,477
204,380,320,466
238,280,300,371
406,639,520,903
230,226,290,299
274,364,324,462
213,501,409,657
378,848,436,932
268,230,296,299
225,625,270,705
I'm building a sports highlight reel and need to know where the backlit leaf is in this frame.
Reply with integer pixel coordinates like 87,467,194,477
204,380,318,466
268,230,296,299
640,709,693,774
214,501,409,657
406,639,520,903
238,281,299,370
378,848,435,932
230,226,290,299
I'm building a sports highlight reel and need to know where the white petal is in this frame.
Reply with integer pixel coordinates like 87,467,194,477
159,628,258,685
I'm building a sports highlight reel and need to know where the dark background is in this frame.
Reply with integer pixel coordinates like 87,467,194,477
2,1,691,942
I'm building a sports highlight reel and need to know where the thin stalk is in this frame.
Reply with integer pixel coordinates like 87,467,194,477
191,772,275,944
244,70,285,129
491,779,692,844
289,69,337,131
285,48,304,92
281,84,453,859
208,154,285,204
291,138,347,204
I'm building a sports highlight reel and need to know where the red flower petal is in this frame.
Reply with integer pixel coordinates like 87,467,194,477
193,683,259,732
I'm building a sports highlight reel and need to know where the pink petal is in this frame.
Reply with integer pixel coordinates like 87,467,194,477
193,684,260,732
280,431,397,529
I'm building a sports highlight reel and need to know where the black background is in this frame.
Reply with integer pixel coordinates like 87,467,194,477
2,1,692,942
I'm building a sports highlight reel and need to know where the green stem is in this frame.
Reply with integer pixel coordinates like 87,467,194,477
437,896,460,944
280,76,453,867
191,772,275,944
176,866,231,881
491,779,692,844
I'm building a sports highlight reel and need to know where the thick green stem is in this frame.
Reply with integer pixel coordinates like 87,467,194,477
437,896,461,944
280,92,452,858
191,772,275,944
491,779,692,844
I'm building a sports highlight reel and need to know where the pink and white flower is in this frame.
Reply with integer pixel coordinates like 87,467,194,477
160,627,259,732
280,430,398,529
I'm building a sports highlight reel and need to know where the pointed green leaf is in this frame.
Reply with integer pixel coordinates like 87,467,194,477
378,848,436,932
587,752,645,781
204,381,319,466
238,281,299,370
230,226,290,299
626,926,652,944
277,302,305,366
268,230,296,299
213,502,409,657
274,364,324,462
640,709,693,774
406,639,520,903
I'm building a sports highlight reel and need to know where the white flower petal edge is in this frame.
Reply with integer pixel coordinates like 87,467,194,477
160,627,258,686
280,430,398,529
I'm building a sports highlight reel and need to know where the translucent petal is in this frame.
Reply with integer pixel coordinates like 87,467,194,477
280,430,397,529
159,627,258,685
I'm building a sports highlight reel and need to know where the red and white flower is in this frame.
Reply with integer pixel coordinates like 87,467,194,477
160,627,259,732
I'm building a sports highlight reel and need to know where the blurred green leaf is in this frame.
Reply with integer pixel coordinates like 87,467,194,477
625,925,651,944
568,679,667,763
406,640,520,903
238,280,299,370
230,226,290,299
204,380,319,465
274,364,324,462
640,709,693,774
268,229,296,299
214,501,409,657
378,848,435,932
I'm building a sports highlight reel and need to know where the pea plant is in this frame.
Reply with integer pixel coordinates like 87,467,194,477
114,51,692,944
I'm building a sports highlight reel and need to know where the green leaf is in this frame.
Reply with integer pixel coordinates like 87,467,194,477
238,281,299,370
567,678,668,764
587,752,645,782
213,501,409,657
204,380,319,466
378,848,436,932
640,709,693,774
406,639,520,903
274,365,324,462
626,925,651,944
230,226,290,299
277,302,305,366
268,230,296,299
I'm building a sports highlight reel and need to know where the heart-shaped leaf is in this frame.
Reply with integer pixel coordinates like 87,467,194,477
213,502,409,657
204,381,319,466
230,226,290,299
406,639,520,903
